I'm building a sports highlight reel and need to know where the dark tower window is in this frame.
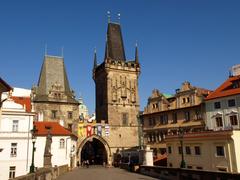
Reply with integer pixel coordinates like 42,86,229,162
122,113,128,126
51,110,57,119
68,111,73,119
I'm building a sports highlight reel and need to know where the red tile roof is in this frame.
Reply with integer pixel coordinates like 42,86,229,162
12,96,32,112
34,121,75,137
206,75,240,100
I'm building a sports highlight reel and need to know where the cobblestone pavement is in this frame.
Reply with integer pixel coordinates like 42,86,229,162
57,166,158,180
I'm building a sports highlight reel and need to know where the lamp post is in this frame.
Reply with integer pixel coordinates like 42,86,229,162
30,125,37,173
178,127,186,168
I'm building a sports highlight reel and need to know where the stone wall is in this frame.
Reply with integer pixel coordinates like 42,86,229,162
13,164,68,180
139,166,240,180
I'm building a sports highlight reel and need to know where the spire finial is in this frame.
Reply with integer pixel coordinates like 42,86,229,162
93,47,97,69
135,41,139,64
45,44,48,56
118,13,121,24
107,11,111,23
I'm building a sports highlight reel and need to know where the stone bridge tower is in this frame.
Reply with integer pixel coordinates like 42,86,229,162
93,22,140,126
92,21,141,157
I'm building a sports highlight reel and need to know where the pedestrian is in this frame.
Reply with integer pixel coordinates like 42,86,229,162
86,160,89,168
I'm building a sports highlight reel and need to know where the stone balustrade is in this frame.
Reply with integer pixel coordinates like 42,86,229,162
139,166,240,180
13,164,69,180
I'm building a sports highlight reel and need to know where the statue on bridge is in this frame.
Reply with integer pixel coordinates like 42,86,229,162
44,127,52,168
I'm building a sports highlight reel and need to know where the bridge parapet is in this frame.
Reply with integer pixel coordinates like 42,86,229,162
139,165,240,180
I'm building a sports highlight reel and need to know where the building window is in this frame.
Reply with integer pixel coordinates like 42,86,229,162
184,111,190,121
10,143,17,157
214,102,221,109
230,115,238,126
228,99,236,107
9,166,16,179
187,97,190,103
195,110,202,120
51,110,57,119
68,111,73,119
168,146,172,154
60,139,65,149
160,114,168,124
122,113,128,126
194,146,201,155
182,98,186,104
12,120,19,132
216,117,223,127
185,146,191,155
172,112,177,123
178,146,182,154
216,146,225,157
152,118,156,126
149,118,152,126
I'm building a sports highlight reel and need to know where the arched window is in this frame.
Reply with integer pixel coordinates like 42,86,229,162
60,138,65,149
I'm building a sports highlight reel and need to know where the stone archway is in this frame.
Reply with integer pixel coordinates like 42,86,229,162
77,135,111,166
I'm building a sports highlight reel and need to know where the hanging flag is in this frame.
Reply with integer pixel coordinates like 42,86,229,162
105,125,110,136
87,125,92,137
97,125,102,136
78,123,84,137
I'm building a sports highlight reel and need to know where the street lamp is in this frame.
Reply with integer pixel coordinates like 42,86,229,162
30,125,37,173
178,127,186,168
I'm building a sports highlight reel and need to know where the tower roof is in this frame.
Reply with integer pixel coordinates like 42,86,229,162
104,22,126,61
33,55,78,104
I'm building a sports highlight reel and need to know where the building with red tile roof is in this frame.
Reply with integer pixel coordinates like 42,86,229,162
205,74,240,132
11,96,32,112
206,75,240,101
34,121,77,138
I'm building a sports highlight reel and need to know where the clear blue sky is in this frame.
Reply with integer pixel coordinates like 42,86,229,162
1,0,240,114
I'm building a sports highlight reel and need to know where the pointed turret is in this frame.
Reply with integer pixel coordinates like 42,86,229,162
135,42,139,64
33,55,78,104
104,22,126,61
93,48,97,69
104,40,109,60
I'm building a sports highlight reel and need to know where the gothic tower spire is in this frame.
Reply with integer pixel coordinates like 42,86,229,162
104,22,126,61
135,42,139,64
93,48,97,69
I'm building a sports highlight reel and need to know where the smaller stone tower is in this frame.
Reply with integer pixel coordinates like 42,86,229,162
32,55,79,130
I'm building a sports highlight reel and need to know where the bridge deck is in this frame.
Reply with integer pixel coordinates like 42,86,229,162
57,166,158,180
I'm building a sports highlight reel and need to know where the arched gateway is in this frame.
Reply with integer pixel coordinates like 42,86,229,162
77,135,111,166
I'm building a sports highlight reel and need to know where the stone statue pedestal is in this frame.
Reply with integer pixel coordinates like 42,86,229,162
44,153,52,168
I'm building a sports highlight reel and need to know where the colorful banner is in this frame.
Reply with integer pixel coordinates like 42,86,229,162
97,125,102,136
87,125,92,137
78,123,84,137
105,125,110,136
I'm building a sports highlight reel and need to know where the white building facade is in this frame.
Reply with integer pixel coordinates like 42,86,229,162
0,97,35,180
34,122,78,169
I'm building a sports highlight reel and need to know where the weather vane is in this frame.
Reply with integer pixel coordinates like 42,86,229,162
118,13,121,23
107,11,111,23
